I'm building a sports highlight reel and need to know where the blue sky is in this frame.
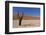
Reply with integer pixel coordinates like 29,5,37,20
13,7,40,16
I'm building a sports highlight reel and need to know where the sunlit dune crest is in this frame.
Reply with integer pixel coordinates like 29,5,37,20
13,14,40,20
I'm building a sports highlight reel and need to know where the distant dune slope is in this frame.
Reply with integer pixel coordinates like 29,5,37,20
13,15,40,20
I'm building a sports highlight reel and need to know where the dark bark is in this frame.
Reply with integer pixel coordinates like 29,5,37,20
19,15,23,26
19,12,24,26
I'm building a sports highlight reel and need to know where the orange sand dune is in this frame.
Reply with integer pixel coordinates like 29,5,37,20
13,15,40,20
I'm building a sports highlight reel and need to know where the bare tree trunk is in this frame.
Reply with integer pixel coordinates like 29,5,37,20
19,12,24,26
17,12,24,26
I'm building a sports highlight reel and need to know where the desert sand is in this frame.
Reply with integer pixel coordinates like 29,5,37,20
13,14,40,28
13,20,40,28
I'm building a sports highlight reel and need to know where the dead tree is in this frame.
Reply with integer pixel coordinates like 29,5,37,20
19,12,24,26
17,12,24,26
